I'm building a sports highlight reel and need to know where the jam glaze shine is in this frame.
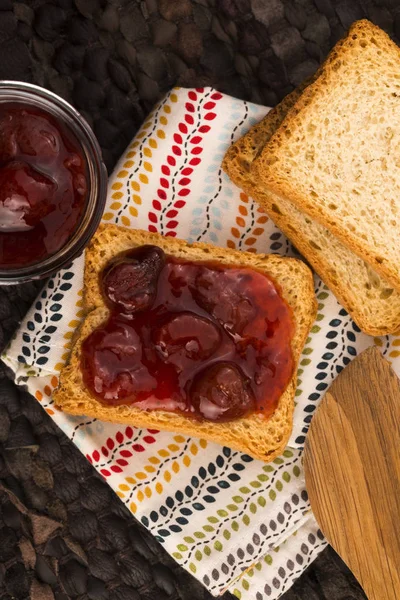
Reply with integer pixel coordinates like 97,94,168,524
0,104,87,268
81,246,295,422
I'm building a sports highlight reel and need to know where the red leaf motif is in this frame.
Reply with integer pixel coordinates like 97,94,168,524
148,225,158,233
167,155,176,166
211,92,222,100
173,133,183,144
167,220,178,229
191,146,203,155
196,87,204,93
110,465,122,473
148,212,158,223
116,459,128,467
125,427,133,438
120,450,133,458
174,200,186,208
116,432,124,444
185,114,194,125
132,444,145,452
158,189,167,200
147,429,159,433
100,469,111,477
188,91,197,101
189,157,201,166
153,200,162,211
185,102,195,113
204,113,216,121
102,447,109,457
160,178,169,189
181,167,193,176
203,101,216,110
165,231,177,237
179,123,188,134
166,209,178,218
93,450,100,462
107,437,114,450
178,177,191,186
178,188,190,197
143,435,156,444
190,136,202,145
86,455,92,463
161,165,170,176
198,125,211,133
172,145,182,156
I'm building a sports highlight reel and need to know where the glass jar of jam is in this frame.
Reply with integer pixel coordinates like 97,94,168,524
0,81,107,284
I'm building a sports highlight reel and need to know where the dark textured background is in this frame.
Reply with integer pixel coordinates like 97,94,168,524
0,0,393,597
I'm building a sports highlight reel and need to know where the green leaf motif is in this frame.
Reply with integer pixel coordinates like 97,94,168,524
194,531,205,539
204,545,211,556
189,563,197,574
293,465,301,477
257,473,268,482
232,521,239,532
250,480,261,489
173,552,182,560
258,496,266,507
203,525,214,532
184,536,194,544
249,502,257,514
223,529,231,540
214,540,223,551
302,347,313,355
242,514,250,526
232,495,244,503
239,486,251,494
283,449,293,458
276,480,283,492
311,324,321,334
282,471,291,483
177,544,188,552
301,358,311,366
242,579,250,591
233,589,241,599
195,550,202,561
263,465,274,472
208,516,219,524
264,554,273,565
227,504,238,511
217,509,228,517
316,313,324,321
269,489,276,501
295,388,303,397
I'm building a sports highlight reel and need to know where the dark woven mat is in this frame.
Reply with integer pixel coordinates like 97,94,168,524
1,0,393,597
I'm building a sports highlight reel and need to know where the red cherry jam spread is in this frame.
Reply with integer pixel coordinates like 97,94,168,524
0,104,87,269
81,246,295,422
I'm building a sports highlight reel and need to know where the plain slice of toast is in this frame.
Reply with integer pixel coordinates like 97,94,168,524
222,74,400,336
53,224,316,462
254,19,400,292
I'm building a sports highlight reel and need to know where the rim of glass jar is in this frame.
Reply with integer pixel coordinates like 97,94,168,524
0,81,107,285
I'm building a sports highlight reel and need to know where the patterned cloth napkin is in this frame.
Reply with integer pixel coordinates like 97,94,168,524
5,86,399,599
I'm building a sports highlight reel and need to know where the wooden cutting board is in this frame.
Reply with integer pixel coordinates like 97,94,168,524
303,346,400,600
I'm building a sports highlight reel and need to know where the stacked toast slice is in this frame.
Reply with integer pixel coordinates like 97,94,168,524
223,19,400,336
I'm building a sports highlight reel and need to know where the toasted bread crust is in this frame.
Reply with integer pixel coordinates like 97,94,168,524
54,225,316,462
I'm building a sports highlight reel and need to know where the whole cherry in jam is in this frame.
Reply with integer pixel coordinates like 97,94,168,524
81,246,295,422
0,161,56,231
190,362,255,421
0,104,87,269
103,245,165,313
154,312,222,366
